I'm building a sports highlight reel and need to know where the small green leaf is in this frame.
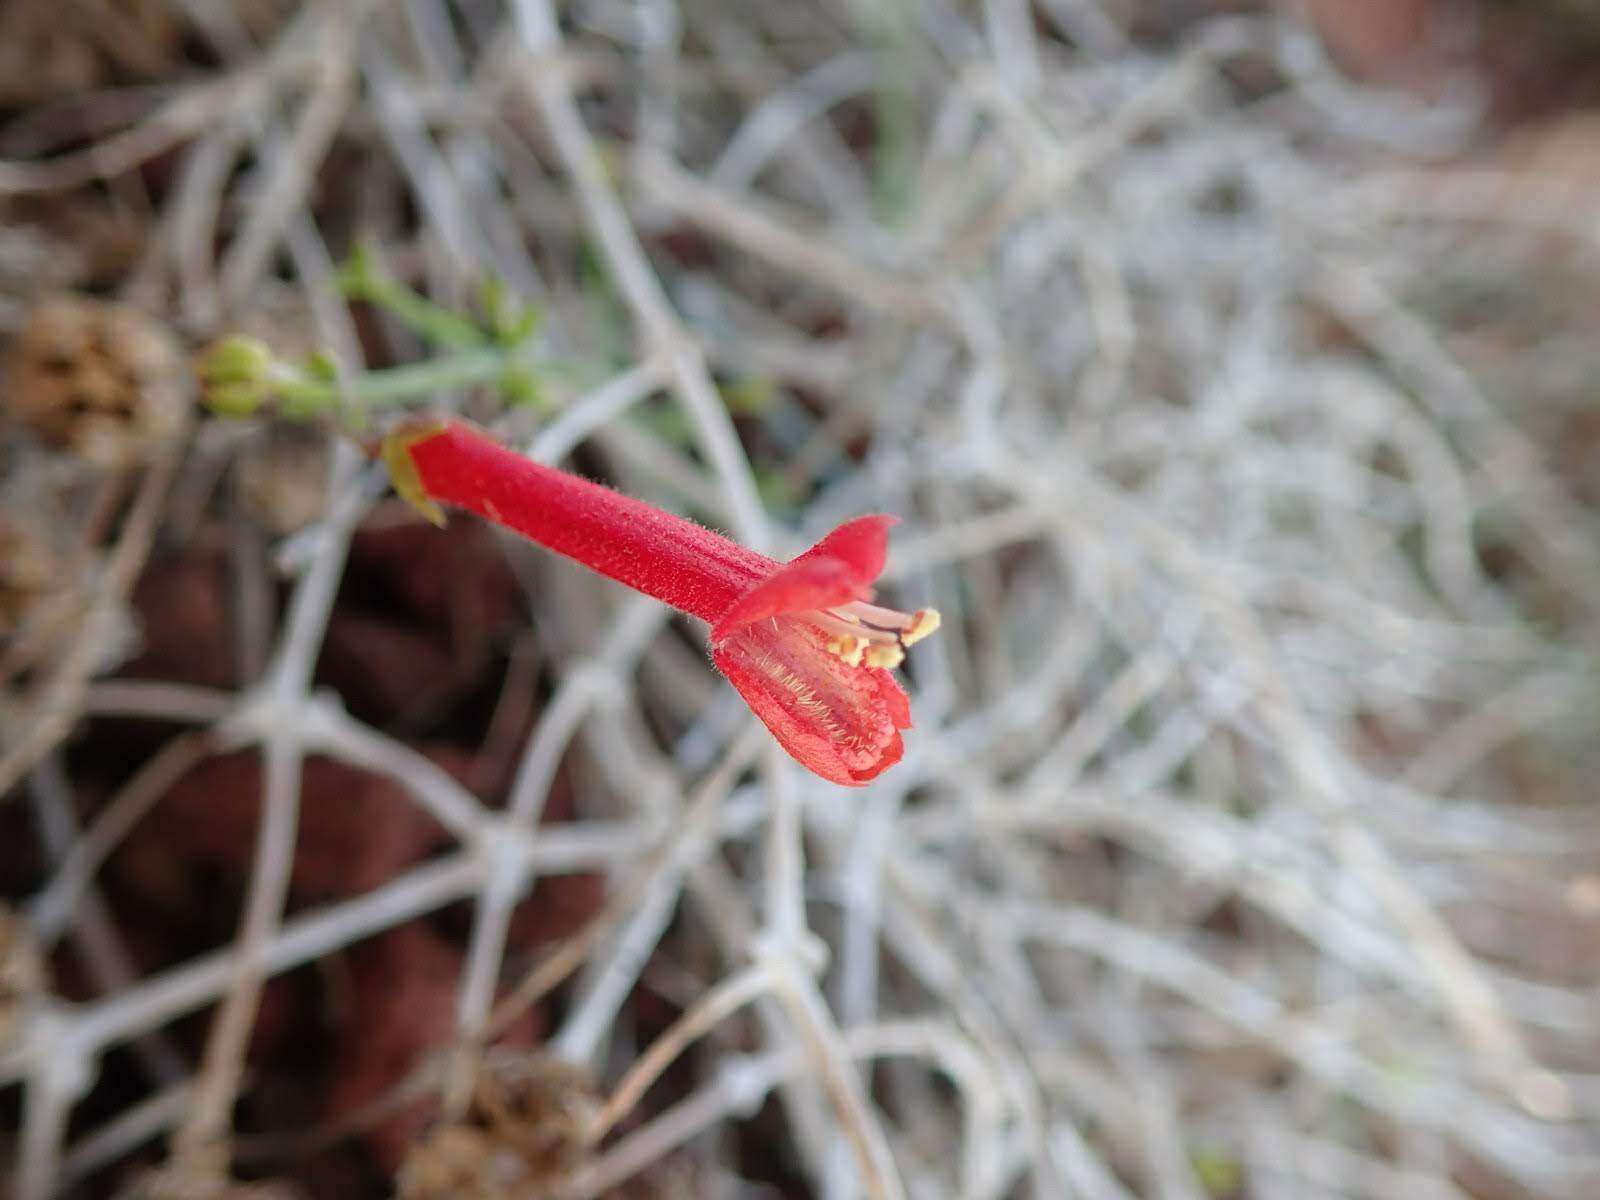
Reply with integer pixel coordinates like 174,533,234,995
498,365,553,413
1188,1146,1243,1198
503,302,543,347
335,245,487,351
306,351,339,383
333,242,380,298
480,275,543,348
720,376,779,417
635,402,694,446
754,465,800,513
479,275,511,333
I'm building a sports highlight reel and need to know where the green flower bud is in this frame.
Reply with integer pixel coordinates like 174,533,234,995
199,335,276,418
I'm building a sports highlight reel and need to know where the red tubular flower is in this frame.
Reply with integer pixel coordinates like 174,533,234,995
383,419,939,786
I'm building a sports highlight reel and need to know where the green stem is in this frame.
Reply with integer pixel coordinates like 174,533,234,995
351,279,490,352
275,346,517,417
336,244,491,352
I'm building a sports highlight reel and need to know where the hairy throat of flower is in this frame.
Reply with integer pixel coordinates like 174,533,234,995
807,602,941,669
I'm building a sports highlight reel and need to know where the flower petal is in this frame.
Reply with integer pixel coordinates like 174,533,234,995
792,515,894,586
710,555,866,643
709,515,896,642
713,618,910,786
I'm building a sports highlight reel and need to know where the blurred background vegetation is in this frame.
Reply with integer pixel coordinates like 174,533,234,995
0,1,1598,1197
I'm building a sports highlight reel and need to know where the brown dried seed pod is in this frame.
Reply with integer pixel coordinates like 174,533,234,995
0,0,182,107
398,1056,596,1200
4,295,187,468
0,516,63,635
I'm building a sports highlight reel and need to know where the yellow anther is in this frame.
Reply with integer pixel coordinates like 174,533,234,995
900,608,941,647
865,643,905,670
827,634,865,667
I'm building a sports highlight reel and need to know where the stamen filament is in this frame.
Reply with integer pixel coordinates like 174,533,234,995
809,610,900,645
829,601,942,648
839,600,916,630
